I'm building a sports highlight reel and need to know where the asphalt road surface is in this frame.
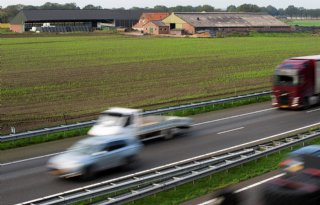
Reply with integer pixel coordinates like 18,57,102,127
1,102,320,205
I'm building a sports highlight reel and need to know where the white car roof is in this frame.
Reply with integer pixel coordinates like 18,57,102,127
102,107,141,115
292,55,320,60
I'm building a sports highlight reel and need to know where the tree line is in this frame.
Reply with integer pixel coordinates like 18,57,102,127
1,2,320,23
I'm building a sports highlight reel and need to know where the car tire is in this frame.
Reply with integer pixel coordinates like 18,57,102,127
163,129,173,140
81,165,95,181
263,180,320,205
123,155,138,170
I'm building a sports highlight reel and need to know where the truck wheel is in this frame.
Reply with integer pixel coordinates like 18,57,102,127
163,129,173,140
302,97,310,110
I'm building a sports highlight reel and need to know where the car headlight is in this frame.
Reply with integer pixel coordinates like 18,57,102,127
63,161,82,170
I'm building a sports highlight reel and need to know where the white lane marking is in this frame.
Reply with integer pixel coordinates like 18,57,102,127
0,152,65,166
234,173,285,193
193,108,276,127
217,127,244,135
198,198,221,205
1,108,275,166
198,173,285,205
307,108,320,113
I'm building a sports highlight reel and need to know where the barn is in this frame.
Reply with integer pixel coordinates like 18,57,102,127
162,12,291,35
10,9,146,33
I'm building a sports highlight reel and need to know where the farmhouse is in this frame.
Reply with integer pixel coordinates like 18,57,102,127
162,12,291,34
10,9,145,33
143,21,169,35
132,12,169,31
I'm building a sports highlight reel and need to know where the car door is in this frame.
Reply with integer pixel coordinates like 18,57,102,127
97,140,128,170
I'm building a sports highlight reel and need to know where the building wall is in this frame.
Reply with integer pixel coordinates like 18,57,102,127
143,22,169,35
143,22,158,34
158,26,169,34
182,23,195,34
10,24,24,33
162,13,187,30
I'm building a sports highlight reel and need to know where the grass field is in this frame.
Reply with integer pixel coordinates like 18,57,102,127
286,19,320,26
1,34,320,134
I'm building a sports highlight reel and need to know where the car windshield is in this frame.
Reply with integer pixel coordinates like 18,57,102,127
97,112,128,127
68,142,100,155
273,75,298,86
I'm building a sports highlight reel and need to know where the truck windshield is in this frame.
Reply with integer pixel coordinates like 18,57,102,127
97,112,129,127
273,75,298,86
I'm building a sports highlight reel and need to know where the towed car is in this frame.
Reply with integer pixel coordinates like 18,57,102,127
47,135,142,179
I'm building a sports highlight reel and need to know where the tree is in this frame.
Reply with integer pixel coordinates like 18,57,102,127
227,5,237,12
0,9,8,23
23,5,39,10
286,5,299,18
265,5,278,16
154,5,168,12
237,4,261,12
298,7,306,18
83,4,102,10
39,2,80,10
196,5,215,12
277,8,286,17
130,7,143,10
5,4,24,21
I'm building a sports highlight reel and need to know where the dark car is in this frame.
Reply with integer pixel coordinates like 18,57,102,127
279,145,320,173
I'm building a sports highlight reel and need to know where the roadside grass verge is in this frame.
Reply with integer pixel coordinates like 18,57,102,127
167,95,271,117
0,95,271,150
0,127,90,150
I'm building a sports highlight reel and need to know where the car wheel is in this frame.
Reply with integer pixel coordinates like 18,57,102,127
81,165,95,180
263,180,320,205
163,129,173,140
123,155,138,170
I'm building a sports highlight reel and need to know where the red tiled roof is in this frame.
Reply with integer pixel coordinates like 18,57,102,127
133,12,169,29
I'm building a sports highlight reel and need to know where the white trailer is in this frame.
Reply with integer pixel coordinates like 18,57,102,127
88,107,192,140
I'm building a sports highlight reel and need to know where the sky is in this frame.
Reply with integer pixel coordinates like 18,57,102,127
1,0,320,9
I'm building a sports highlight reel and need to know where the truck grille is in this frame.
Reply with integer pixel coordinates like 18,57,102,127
279,94,289,105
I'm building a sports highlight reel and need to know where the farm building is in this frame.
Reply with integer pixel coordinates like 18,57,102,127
143,21,169,35
132,12,169,31
162,12,291,34
9,9,146,33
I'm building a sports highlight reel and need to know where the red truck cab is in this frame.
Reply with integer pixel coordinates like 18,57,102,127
272,55,320,109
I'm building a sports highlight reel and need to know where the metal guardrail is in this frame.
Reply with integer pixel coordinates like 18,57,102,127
18,122,320,205
1,91,271,142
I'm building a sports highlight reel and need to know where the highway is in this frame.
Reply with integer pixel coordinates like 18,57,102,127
1,102,320,205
